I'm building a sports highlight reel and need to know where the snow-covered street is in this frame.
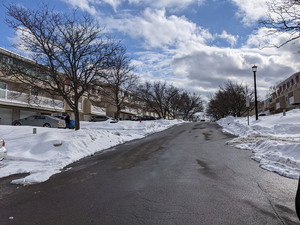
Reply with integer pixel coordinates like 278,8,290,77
218,109,300,179
0,119,183,184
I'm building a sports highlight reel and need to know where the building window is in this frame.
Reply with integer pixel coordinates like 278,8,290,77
287,81,290,89
296,75,299,83
2,56,13,65
0,82,7,90
291,79,294,86
0,82,7,99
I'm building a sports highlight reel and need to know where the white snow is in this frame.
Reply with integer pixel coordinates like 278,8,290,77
0,119,183,184
217,109,300,179
2,111,300,185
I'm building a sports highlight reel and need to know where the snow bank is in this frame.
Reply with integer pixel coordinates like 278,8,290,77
0,119,183,184
218,109,300,179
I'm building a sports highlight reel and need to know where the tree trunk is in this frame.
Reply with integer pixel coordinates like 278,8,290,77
116,105,121,120
74,108,80,130
73,98,80,130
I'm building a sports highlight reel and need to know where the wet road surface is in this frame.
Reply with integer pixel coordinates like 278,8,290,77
0,122,299,224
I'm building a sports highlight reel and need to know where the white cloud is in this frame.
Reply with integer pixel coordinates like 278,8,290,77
150,0,205,9
106,8,214,48
173,39,300,95
102,0,122,12
217,30,238,47
231,0,268,25
62,0,99,15
100,5,300,97
62,0,204,12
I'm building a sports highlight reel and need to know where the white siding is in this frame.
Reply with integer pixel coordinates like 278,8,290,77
0,108,12,125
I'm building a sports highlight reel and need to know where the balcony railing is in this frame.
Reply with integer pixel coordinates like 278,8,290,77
276,102,280,109
289,96,295,105
91,105,106,115
122,106,138,115
0,88,64,110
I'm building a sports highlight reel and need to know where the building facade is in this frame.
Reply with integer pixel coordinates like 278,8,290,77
268,72,300,113
0,47,157,125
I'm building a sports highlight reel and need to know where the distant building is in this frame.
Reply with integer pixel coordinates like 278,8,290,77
268,72,300,113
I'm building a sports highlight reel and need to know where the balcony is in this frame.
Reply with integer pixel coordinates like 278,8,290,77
122,106,138,115
276,102,280,110
91,105,106,115
289,96,295,105
0,88,64,110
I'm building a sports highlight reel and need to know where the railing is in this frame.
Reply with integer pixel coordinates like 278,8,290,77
277,84,299,98
91,105,106,115
276,102,281,109
0,88,64,110
122,106,138,114
289,96,295,105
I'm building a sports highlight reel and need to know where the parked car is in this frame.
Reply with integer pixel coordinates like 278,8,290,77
0,137,7,161
55,116,75,129
12,115,66,128
132,116,142,121
141,116,156,121
90,115,118,123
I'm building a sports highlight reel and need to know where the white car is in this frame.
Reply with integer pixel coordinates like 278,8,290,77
0,138,7,160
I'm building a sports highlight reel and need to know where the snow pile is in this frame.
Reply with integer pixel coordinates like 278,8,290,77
218,109,300,179
0,119,183,184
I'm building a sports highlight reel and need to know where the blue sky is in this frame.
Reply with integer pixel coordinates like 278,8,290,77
0,0,299,101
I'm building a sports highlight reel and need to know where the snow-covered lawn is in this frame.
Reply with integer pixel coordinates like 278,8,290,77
0,119,183,184
218,109,300,179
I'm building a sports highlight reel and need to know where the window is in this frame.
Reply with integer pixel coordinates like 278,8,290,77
0,82,7,90
27,116,36,121
296,75,299,83
2,56,13,65
291,79,294,86
35,116,46,119
287,82,290,89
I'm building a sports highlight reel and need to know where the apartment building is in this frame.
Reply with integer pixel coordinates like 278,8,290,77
0,48,67,125
0,47,156,125
268,72,300,113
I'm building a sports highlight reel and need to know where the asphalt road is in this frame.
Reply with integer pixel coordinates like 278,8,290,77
0,122,299,225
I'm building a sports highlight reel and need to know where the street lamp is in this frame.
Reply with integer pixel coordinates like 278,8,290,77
252,65,258,120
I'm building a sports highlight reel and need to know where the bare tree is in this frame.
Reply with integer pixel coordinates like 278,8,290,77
207,81,253,120
138,81,203,119
138,81,179,119
179,92,204,120
4,4,119,130
168,89,181,119
99,46,139,119
260,0,300,47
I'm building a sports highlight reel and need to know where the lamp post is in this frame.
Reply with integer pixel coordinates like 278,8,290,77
252,65,258,120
